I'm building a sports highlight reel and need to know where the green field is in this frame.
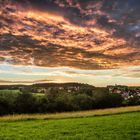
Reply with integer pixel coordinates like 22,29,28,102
0,89,44,97
0,106,140,140
0,90,21,94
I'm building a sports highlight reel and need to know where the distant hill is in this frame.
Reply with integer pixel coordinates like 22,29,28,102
0,82,94,90
33,82,94,88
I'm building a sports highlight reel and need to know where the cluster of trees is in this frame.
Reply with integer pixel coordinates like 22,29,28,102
0,88,139,116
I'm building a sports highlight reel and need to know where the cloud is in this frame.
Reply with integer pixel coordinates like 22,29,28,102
0,64,139,86
0,0,139,70
0,79,53,85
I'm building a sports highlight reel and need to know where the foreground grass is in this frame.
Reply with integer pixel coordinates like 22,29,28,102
0,105,140,122
0,112,140,140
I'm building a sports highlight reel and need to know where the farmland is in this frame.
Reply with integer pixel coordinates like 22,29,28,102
0,106,140,140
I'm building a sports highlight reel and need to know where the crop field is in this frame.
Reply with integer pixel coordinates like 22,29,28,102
0,106,140,140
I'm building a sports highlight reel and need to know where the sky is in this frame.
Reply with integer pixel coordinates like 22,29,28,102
0,0,140,86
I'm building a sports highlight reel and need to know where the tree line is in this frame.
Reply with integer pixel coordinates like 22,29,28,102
0,88,139,116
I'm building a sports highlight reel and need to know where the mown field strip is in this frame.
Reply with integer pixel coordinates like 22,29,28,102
0,105,140,122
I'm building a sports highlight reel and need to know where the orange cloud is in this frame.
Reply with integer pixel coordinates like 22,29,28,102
0,1,140,70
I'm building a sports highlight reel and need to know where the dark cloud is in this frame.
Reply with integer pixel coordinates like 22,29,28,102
0,0,140,70
10,0,140,40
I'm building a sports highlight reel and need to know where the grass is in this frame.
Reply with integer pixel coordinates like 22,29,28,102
0,106,140,140
0,105,140,122
32,93,45,96
0,111,140,140
0,89,21,94
0,90,45,97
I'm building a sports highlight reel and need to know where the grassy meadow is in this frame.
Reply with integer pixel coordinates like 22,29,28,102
0,90,21,94
0,106,140,140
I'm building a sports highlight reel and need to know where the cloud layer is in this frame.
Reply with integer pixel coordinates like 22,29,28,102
0,63,140,86
0,0,139,70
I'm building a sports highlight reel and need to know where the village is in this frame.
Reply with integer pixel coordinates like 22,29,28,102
107,85,140,100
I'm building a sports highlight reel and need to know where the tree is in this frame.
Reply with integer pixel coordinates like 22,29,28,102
0,97,10,115
15,93,38,113
37,96,49,113
93,88,123,108
72,94,93,110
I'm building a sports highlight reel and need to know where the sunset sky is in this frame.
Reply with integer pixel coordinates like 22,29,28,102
0,0,140,86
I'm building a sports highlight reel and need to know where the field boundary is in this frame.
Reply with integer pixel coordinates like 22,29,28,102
0,106,140,122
